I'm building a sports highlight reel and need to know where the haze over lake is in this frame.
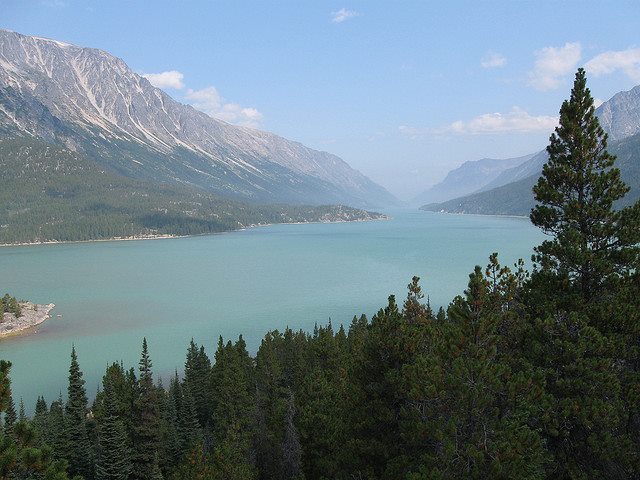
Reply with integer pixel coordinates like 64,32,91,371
0,210,544,410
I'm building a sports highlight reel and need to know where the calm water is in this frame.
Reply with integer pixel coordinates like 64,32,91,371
0,210,544,411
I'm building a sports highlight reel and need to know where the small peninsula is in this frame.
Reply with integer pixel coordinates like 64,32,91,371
0,298,55,339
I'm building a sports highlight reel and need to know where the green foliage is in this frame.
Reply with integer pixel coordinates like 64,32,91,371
65,346,94,479
95,371,132,480
131,338,161,480
0,362,70,480
531,68,640,303
0,294,21,317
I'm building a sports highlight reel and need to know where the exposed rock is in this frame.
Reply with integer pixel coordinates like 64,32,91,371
0,302,55,338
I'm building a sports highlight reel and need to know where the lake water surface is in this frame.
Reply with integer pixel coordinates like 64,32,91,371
0,210,545,411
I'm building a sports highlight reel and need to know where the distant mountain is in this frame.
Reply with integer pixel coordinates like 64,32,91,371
412,154,533,205
422,132,640,216
596,85,640,141
422,84,640,215
477,150,548,192
0,29,397,208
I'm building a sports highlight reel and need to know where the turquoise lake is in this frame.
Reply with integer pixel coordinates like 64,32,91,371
0,210,545,411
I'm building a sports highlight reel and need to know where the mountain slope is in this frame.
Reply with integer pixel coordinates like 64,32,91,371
0,137,386,244
412,154,533,205
476,150,548,192
422,132,640,216
0,29,396,207
422,83,640,215
596,85,640,141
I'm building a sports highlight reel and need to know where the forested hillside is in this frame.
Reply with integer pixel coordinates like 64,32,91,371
0,138,384,244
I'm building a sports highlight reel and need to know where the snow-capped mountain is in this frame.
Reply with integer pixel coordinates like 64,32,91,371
0,29,396,207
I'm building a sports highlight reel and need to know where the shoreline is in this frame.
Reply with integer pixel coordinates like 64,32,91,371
420,209,529,220
0,215,390,248
0,303,55,339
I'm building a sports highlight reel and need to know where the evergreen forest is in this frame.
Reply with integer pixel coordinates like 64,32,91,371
2,70,640,480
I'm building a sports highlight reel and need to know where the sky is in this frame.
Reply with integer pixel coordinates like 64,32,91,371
3,0,640,199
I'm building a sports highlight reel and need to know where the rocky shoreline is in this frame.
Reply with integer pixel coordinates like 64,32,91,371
0,302,55,339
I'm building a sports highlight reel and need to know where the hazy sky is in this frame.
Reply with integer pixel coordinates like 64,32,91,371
3,0,640,199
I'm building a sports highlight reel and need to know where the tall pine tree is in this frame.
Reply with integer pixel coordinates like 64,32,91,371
65,346,94,479
96,372,132,480
530,67,640,304
131,338,161,480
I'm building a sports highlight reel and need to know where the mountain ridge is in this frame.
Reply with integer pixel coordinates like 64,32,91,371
411,154,534,205
0,29,397,207
421,83,640,215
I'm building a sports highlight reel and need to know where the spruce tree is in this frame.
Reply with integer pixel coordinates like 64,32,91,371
281,390,303,480
65,346,94,479
3,393,16,436
183,340,211,426
96,381,133,480
530,67,640,303
178,384,203,453
17,398,25,422
48,393,68,460
32,395,49,445
132,338,161,480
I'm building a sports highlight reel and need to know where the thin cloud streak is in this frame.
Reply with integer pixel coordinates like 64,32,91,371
331,8,359,23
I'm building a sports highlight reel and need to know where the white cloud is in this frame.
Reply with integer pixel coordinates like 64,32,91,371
142,70,185,90
585,48,640,83
331,8,359,23
481,52,507,68
185,86,263,128
447,107,558,134
400,107,558,138
528,42,582,91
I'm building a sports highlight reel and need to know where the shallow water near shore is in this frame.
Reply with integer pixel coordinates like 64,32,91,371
0,210,544,412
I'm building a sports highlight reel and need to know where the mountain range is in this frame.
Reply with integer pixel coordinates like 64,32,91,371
411,153,534,206
421,84,640,215
0,29,396,208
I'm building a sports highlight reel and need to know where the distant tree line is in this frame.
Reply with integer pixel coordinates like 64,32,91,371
0,137,378,245
1,70,639,479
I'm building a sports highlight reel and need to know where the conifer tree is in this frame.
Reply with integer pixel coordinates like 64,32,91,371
183,340,211,426
162,374,181,465
65,346,94,479
96,381,132,480
210,336,257,477
0,361,70,480
527,68,640,478
131,338,161,480
281,390,303,480
17,398,25,422
3,393,16,436
530,67,640,303
45,394,67,462
178,384,203,453
32,395,49,445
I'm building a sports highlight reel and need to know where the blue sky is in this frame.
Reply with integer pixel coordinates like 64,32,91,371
3,1,640,198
